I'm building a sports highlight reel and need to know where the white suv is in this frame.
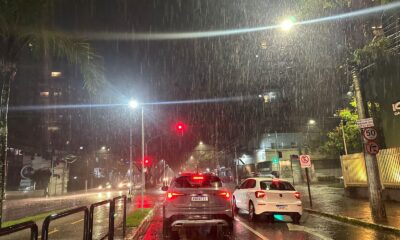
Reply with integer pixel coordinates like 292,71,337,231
233,177,302,223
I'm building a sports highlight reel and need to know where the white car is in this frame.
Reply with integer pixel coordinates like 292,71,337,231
233,177,302,223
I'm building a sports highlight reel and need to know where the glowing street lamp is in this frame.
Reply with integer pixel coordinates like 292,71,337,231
280,17,296,31
129,100,139,109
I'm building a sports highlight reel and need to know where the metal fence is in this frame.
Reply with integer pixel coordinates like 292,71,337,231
0,220,38,240
341,148,400,188
0,195,127,240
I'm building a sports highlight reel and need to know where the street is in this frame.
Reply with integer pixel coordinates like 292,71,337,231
139,203,400,240
136,184,400,240
0,187,154,240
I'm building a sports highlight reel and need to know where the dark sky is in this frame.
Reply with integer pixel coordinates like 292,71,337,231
13,0,351,167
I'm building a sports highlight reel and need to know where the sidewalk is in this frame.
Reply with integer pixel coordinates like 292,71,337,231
296,184,400,229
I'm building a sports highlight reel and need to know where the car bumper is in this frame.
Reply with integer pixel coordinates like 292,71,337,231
171,219,229,230
254,201,302,215
164,206,233,219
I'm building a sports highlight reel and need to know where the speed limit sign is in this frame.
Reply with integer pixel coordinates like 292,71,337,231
363,127,378,141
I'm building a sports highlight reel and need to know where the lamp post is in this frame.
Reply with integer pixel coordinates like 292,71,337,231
128,100,139,201
128,100,145,209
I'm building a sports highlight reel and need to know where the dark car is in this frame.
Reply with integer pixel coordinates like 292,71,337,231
162,173,234,239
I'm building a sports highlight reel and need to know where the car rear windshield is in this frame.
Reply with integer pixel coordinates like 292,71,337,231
173,175,222,188
260,181,295,191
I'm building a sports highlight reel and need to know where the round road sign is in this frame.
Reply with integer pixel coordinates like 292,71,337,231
363,127,378,141
299,155,311,168
365,142,380,155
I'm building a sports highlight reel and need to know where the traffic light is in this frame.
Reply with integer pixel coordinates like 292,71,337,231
272,156,279,164
175,121,187,135
143,156,152,167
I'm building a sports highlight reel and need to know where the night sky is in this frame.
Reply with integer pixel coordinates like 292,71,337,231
11,0,351,168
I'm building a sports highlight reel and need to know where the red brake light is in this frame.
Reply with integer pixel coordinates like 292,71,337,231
166,192,184,200
192,175,204,180
255,191,266,198
218,191,231,199
294,191,301,199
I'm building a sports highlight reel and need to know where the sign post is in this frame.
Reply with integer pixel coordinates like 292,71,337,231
300,155,312,208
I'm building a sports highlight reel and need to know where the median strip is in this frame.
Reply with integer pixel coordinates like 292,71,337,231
304,208,400,236
2,209,66,228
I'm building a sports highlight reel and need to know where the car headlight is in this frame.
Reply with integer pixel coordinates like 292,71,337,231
118,183,123,188
106,185,111,189
98,185,103,190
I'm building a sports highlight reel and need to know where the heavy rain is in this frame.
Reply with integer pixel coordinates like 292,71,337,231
0,1,399,240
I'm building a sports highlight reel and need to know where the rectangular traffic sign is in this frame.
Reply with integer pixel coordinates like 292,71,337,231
357,118,374,129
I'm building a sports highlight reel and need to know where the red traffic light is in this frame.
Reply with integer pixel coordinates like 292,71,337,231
175,121,187,133
143,156,152,167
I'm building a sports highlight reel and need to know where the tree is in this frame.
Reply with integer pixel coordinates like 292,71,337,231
0,0,104,225
320,99,362,156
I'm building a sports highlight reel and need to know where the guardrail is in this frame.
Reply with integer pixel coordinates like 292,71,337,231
88,199,112,240
113,195,127,238
1,194,127,240
42,206,89,240
0,220,38,240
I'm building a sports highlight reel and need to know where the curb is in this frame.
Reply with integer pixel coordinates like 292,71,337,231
128,204,159,240
304,208,400,236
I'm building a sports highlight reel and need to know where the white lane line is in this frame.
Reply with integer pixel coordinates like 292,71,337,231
234,217,270,240
71,218,84,224
38,228,59,239
287,223,332,240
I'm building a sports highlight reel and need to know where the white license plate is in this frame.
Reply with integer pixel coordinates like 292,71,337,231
276,205,288,210
191,196,208,202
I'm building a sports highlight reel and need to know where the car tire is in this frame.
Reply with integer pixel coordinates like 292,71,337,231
291,213,301,224
163,219,178,240
233,197,239,215
266,214,275,223
248,201,258,222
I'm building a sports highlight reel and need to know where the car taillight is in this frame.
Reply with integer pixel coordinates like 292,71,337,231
255,191,266,198
166,192,184,200
192,175,204,180
218,191,231,199
294,191,301,199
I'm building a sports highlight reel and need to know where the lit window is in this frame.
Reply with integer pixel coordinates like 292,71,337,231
54,92,62,96
51,72,62,77
40,91,49,97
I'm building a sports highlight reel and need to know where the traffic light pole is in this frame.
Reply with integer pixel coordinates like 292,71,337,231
141,107,145,210
352,69,386,220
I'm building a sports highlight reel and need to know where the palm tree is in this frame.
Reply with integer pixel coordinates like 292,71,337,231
0,0,104,225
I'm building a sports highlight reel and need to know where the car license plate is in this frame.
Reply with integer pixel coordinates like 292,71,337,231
276,205,288,210
191,196,208,202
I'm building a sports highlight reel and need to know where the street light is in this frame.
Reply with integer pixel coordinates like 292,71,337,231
128,99,145,210
280,17,296,31
308,119,316,125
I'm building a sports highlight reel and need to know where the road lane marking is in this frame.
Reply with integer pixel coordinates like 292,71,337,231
71,218,84,224
287,223,332,240
38,228,59,239
234,217,270,240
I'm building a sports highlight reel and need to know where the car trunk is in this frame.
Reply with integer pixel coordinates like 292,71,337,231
171,188,228,209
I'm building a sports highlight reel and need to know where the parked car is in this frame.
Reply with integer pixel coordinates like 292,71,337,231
162,173,234,239
233,177,302,223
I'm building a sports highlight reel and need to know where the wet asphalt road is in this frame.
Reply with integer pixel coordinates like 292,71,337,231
1,190,128,240
139,207,400,240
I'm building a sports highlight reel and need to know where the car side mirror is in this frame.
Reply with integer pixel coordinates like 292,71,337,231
161,186,168,191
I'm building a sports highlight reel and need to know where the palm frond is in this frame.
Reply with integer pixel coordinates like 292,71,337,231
43,31,105,94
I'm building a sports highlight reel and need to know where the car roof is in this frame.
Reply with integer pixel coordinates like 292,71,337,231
245,177,290,182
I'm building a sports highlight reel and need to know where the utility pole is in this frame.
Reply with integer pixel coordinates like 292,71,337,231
234,147,239,185
341,120,348,155
352,69,386,220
